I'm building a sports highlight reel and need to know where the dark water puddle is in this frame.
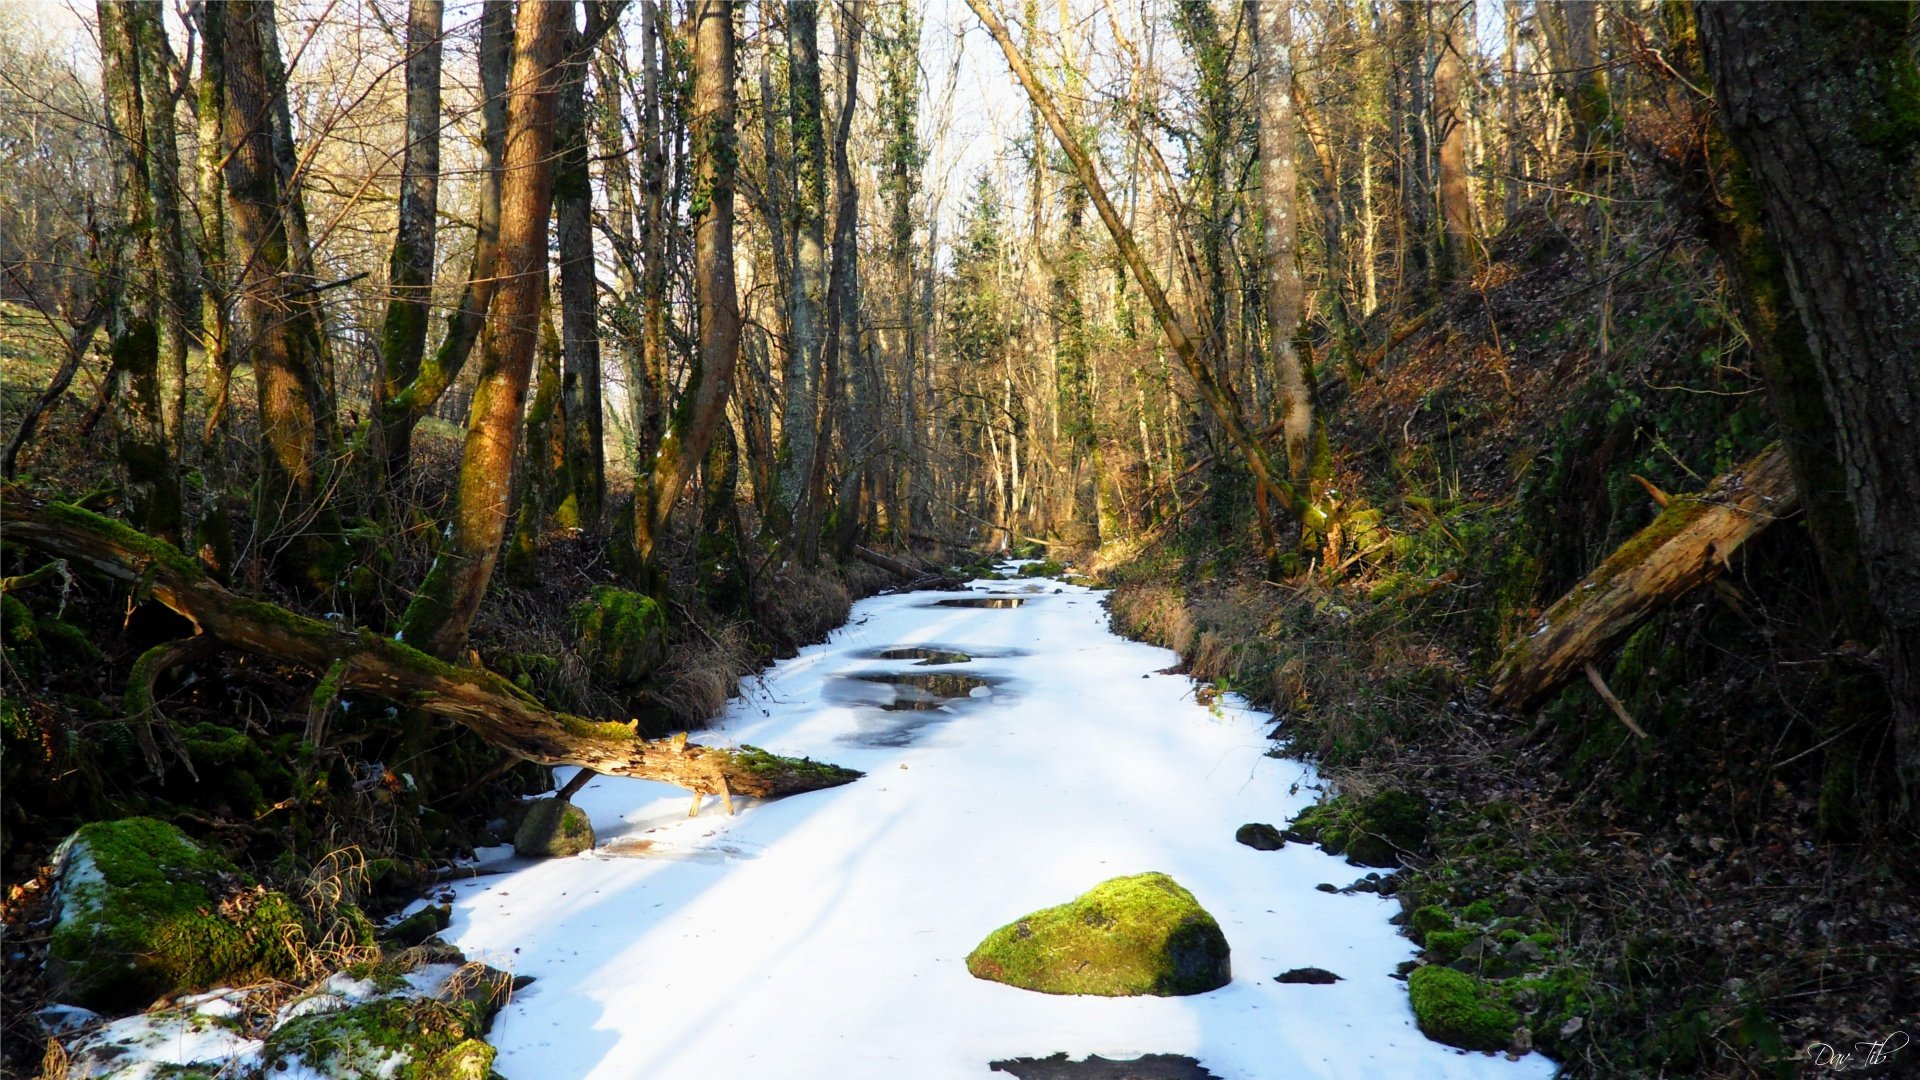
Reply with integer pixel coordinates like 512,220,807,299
932,596,1024,609
846,671,996,710
854,644,1031,665
828,670,1006,745
989,1053,1222,1079
870,646,974,665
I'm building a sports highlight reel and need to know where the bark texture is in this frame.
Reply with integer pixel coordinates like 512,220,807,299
1699,1,1920,780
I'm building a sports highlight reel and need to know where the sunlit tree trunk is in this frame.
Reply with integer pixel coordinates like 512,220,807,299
400,0,571,657
1250,0,1324,548
374,0,510,480
220,0,338,584
1433,0,1478,282
194,1,233,441
635,0,741,570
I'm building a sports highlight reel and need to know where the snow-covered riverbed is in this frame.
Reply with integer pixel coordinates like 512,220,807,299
429,569,1556,1079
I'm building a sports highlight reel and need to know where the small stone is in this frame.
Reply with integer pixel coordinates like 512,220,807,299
513,799,595,858
1234,823,1285,851
1315,883,1339,893
1559,1016,1585,1040
1510,939,1544,964
1273,967,1342,984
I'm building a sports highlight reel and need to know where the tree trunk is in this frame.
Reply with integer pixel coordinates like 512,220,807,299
194,0,233,441
966,0,1322,533
127,3,193,456
780,0,829,527
1249,0,1323,546
2,494,861,801
1699,1,1920,784
373,0,511,480
555,22,606,528
221,0,340,584
96,0,184,546
635,0,741,569
1433,0,1477,282
376,0,443,488
399,0,570,658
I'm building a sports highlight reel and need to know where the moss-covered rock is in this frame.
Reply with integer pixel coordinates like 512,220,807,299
513,798,594,858
572,586,668,686
966,872,1230,996
1288,789,1430,868
1408,965,1521,1052
46,818,308,1013
262,997,494,1079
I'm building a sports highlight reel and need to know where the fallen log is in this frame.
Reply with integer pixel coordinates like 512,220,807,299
1489,443,1798,711
853,544,926,581
1,493,861,802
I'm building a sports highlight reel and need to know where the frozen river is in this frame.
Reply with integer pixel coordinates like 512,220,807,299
431,567,1557,1079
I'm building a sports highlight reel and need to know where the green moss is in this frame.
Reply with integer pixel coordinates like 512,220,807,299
3,593,39,649
731,744,861,783
47,818,308,1012
1408,965,1520,1052
1018,559,1066,578
1409,905,1455,943
966,872,1230,997
33,615,100,663
1289,790,1429,868
263,998,494,1079
512,798,595,858
1423,928,1476,964
571,586,667,686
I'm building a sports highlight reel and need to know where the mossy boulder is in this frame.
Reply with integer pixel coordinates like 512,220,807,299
46,818,308,1013
966,872,1230,997
572,586,668,685
513,798,594,858
263,997,494,1079
1408,965,1522,1052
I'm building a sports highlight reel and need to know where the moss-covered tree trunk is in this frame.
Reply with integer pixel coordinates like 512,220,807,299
1698,1,1920,787
3,493,861,803
375,0,443,488
193,0,233,442
555,22,605,528
125,2,194,457
635,0,741,570
373,0,510,482
219,0,339,588
96,0,184,547
399,0,570,658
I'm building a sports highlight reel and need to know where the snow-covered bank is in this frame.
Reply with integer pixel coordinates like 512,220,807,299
429,570,1558,1079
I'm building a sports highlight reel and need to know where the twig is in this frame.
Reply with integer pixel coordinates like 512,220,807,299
1584,662,1650,740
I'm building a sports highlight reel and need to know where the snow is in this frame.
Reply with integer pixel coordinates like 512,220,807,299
437,568,1559,1079
61,990,262,1078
